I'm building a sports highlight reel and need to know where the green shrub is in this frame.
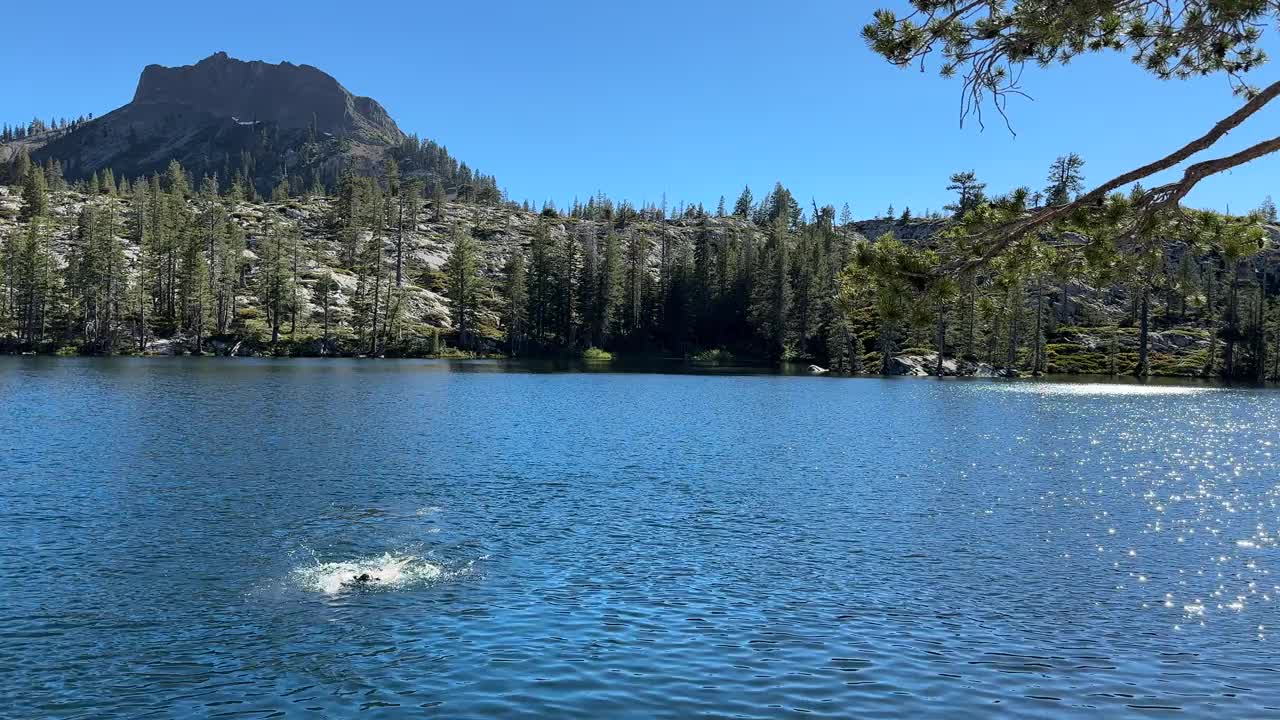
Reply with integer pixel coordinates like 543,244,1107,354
691,348,734,363
582,347,614,361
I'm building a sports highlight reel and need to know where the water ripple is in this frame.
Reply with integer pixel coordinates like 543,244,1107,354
1,358,1279,717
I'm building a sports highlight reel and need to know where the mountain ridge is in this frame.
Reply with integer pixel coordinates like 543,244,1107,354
8,52,495,200
130,52,404,145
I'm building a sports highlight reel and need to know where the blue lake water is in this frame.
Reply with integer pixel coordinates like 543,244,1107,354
2,358,1279,717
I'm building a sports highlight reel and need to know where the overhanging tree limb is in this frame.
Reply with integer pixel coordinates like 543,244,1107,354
943,77,1280,272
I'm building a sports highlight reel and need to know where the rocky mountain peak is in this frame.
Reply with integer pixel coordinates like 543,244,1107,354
131,51,404,145
22,52,493,200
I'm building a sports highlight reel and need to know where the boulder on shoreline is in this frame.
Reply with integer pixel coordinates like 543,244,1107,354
887,353,1019,378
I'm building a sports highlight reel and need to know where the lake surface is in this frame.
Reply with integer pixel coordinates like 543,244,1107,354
2,358,1279,718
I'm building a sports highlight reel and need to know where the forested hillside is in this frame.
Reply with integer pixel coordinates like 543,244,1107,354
2,146,1277,379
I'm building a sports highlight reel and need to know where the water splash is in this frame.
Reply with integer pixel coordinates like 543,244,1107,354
292,552,445,595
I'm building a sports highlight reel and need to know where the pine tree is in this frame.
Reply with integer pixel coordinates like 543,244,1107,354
396,179,423,286
12,218,57,344
577,228,599,346
46,159,65,193
1044,153,1086,206
733,186,753,218
314,272,338,354
624,230,650,338
944,171,986,217
353,205,386,355
430,180,447,222
9,148,32,187
165,160,189,198
556,227,580,347
750,217,792,360
18,165,48,222
213,217,244,336
129,181,150,350
332,169,362,266
527,222,555,346
256,221,297,348
178,211,212,352
503,251,528,355
1258,196,1278,223
442,224,482,349
66,201,127,352
599,231,623,345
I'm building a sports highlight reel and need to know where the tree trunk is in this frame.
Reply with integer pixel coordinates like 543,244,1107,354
1136,287,1150,377
1006,284,1021,373
396,199,405,287
1033,276,1045,374
1225,260,1240,377
290,244,299,335
1256,266,1267,383
1272,293,1280,381
322,296,330,355
966,280,976,359
934,298,945,376
137,279,147,352
369,266,382,356
1204,262,1217,377
879,321,893,376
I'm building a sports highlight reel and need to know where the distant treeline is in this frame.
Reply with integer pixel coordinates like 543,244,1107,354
2,150,1278,379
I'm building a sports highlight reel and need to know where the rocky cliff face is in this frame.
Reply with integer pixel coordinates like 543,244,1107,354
131,52,403,145
852,217,949,244
28,53,411,194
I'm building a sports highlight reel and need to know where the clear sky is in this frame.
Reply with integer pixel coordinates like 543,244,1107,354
5,0,1279,218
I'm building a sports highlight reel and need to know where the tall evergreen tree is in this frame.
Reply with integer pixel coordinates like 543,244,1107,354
442,224,483,349
598,230,623,345
733,186,754,218
18,165,48,222
527,223,555,346
944,171,986,217
256,221,297,347
750,217,792,360
1044,153,1086,206
503,251,528,355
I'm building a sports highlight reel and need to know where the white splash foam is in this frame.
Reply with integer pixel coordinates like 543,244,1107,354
293,552,444,595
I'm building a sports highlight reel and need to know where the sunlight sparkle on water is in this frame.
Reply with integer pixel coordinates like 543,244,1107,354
989,382,1217,397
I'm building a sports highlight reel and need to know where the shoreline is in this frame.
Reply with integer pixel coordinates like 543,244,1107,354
2,353,1268,386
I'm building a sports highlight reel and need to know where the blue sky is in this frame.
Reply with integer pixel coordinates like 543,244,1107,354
5,0,1278,217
